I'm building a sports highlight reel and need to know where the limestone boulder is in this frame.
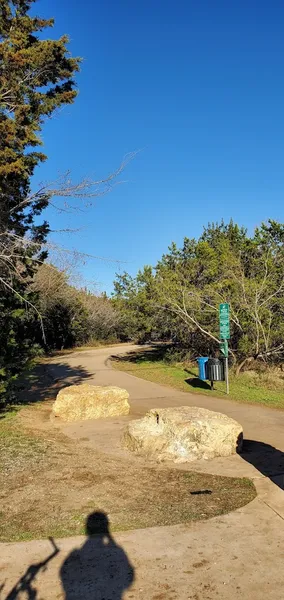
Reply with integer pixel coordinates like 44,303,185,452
123,406,243,462
52,384,130,423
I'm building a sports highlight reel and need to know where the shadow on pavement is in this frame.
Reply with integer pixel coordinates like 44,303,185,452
2,513,135,600
111,345,169,364
4,538,59,599
241,439,284,490
15,361,93,406
60,511,135,600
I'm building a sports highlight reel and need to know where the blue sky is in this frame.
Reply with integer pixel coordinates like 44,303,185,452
33,0,284,293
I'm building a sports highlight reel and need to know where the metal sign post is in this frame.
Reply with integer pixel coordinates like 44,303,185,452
219,303,230,395
225,356,229,395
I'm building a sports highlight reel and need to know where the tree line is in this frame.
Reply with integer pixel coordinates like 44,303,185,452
113,219,284,372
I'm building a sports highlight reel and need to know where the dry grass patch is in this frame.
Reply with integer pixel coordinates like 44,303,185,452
0,403,256,542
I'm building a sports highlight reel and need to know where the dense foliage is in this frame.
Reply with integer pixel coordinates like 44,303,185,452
32,264,120,350
113,220,284,369
0,0,79,399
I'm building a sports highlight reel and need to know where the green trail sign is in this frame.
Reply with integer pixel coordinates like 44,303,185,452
220,339,229,358
219,303,230,339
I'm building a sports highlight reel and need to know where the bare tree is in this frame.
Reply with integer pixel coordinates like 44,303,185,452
32,263,120,347
80,292,120,339
7,152,136,216
0,152,136,308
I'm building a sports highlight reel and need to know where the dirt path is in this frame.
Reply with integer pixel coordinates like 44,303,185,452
1,344,284,600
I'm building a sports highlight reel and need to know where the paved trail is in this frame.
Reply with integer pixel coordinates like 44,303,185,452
1,345,284,600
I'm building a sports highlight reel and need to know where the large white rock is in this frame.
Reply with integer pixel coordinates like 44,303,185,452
123,406,243,462
52,384,130,423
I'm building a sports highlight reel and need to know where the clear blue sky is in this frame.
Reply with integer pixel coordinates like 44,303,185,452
33,0,284,293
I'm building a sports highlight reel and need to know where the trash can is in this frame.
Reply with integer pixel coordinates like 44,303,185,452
207,357,224,381
197,357,209,381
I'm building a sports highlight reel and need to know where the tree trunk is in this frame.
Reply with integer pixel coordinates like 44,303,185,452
235,356,254,376
228,349,237,365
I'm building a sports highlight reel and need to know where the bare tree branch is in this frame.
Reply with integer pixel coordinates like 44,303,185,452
8,152,138,214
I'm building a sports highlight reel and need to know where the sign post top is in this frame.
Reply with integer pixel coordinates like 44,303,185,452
219,303,230,340
219,302,230,312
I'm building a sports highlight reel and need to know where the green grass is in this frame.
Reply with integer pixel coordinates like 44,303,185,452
113,353,284,409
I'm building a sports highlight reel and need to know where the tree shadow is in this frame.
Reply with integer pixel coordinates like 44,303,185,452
12,361,93,407
111,344,170,365
60,511,135,600
241,439,284,490
3,538,59,599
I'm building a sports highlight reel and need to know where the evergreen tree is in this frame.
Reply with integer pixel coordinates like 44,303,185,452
0,0,80,401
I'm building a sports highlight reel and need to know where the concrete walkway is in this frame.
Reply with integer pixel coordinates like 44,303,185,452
1,345,284,599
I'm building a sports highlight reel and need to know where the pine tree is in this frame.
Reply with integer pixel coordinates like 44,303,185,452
0,0,80,401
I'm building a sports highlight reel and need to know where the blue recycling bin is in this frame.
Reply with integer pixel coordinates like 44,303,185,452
197,357,209,381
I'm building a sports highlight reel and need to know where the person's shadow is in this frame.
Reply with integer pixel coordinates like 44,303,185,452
60,512,135,600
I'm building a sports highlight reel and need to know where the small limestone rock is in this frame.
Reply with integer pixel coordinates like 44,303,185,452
123,406,243,462
52,384,130,423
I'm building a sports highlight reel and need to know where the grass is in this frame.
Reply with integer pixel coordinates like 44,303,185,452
112,348,284,409
0,404,256,542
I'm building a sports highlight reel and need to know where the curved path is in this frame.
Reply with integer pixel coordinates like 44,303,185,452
1,345,284,599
